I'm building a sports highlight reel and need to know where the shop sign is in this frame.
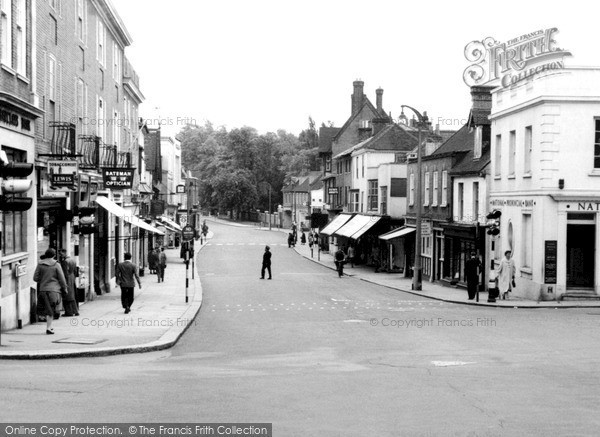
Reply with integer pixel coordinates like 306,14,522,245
544,240,557,284
490,199,534,208
150,200,165,217
464,28,572,88
48,160,79,192
103,168,134,189
421,221,432,237
328,188,339,195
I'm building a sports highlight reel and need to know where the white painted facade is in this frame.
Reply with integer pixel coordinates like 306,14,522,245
452,176,488,224
490,67,600,300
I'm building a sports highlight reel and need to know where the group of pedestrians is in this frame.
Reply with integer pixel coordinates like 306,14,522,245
464,250,516,302
147,246,167,282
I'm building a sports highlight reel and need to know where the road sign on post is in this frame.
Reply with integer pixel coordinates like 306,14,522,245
182,225,195,242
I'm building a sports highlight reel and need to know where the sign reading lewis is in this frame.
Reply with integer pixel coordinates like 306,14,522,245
103,168,134,189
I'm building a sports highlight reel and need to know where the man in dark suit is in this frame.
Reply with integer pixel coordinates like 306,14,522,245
116,252,141,314
465,251,481,300
260,246,272,280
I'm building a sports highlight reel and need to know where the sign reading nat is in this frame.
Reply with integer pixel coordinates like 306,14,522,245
103,168,134,189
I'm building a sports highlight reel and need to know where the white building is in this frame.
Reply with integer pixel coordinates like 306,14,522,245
490,67,600,300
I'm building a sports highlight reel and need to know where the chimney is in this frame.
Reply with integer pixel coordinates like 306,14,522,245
351,80,364,115
376,88,383,113
372,117,388,136
470,86,493,113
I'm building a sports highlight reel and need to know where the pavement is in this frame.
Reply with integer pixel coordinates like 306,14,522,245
0,234,212,360
205,216,600,309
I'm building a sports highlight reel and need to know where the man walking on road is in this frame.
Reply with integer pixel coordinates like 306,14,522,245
116,252,141,314
465,251,481,300
335,247,346,278
260,246,272,280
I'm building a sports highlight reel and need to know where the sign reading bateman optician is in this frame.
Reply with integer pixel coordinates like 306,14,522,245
48,160,79,192
463,28,572,88
102,168,134,189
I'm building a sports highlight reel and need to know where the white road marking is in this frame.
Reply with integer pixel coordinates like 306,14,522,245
431,361,475,367
344,320,368,323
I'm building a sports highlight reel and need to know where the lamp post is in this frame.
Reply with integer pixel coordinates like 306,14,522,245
401,105,428,291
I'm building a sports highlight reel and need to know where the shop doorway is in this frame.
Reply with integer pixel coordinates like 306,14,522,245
566,223,595,288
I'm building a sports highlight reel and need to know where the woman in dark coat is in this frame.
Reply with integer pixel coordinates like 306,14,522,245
148,247,158,274
59,249,79,316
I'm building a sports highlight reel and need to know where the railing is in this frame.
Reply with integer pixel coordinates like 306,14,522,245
49,122,77,156
78,135,100,170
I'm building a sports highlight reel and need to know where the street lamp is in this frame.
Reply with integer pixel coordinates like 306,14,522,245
401,105,429,291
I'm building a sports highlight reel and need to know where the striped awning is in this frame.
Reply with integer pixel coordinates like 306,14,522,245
95,196,164,235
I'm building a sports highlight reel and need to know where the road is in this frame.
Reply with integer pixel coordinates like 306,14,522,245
2,221,600,436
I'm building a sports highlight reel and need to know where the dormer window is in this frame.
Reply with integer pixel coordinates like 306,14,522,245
359,120,371,129
474,126,482,159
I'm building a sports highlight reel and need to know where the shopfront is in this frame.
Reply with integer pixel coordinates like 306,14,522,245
441,223,485,287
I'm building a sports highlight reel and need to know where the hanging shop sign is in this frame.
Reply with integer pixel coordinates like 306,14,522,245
102,168,135,189
48,160,79,192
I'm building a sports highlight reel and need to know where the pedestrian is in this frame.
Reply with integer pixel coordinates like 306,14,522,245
260,246,272,280
288,232,294,248
115,252,142,314
156,247,167,283
496,250,516,300
347,245,355,268
334,247,346,278
308,233,314,248
300,231,306,245
33,248,68,335
148,247,158,274
59,249,79,316
464,251,481,300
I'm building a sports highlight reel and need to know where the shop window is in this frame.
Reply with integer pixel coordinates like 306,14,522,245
2,148,27,255
522,214,532,268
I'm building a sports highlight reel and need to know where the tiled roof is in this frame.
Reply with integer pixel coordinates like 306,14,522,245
449,147,491,175
318,127,341,154
354,123,419,153
429,124,473,156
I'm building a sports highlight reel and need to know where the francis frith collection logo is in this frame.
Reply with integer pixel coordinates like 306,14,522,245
463,28,572,88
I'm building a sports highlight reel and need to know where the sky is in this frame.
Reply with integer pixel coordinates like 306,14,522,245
110,0,600,137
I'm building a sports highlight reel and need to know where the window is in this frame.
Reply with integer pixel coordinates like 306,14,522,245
77,0,87,42
361,155,364,178
457,182,464,221
409,173,415,206
367,180,378,211
509,130,516,176
390,178,407,197
99,68,104,90
76,78,85,120
523,126,532,175
1,0,12,66
594,119,600,169
97,18,105,65
350,191,359,213
432,171,439,206
344,186,349,207
51,14,58,45
47,55,56,101
522,214,532,268
80,46,85,70
473,182,479,222
113,41,122,82
380,186,387,215
356,156,358,178
474,126,482,159
15,0,25,74
345,158,350,173
360,191,364,213
113,110,120,146
495,134,502,177
424,171,430,206
325,155,331,172
2,147,27,255
441,171,448,206
96,96,105,140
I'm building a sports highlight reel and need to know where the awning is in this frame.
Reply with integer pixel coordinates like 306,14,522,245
158,216,182,231
335,215,373,238
379,226,415,241
95,196,165,235
320,213,353,235
138,183,153,193
160,222,180,233
349,215,382,240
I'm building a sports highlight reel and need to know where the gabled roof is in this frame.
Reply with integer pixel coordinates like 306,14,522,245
309,176,324,191
318,127,341,154
332,98,389,143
